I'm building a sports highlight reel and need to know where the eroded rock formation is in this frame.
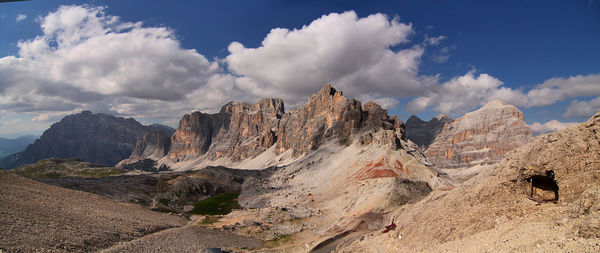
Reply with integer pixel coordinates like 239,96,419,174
424,100,532,169
137,84,407,168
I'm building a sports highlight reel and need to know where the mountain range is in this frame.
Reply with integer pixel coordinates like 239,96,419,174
0,135,37,158
2,84,596,252
0,111,174,169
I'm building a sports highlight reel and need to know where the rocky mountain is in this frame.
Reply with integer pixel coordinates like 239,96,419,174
0,111,174,169
405,114,452,148
113,84,451,250
423,100,532,170
122,84,410,171
0,135,37,158
338,110,600,253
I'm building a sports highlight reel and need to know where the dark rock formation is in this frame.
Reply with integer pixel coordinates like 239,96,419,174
405,114,452,149
0,111,174,169
424,100,532,169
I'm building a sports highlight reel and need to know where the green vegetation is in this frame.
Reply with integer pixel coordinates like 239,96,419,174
12,158,125,179
187,192,241,215
122,158,170,172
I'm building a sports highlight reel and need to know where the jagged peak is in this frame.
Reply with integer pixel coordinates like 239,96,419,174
319,83,338,97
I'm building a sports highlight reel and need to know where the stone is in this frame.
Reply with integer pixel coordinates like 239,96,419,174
424,100,532,169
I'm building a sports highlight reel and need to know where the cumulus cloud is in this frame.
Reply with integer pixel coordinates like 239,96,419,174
408,72,600,116
530,120,578,134
0,5,224,122
225,11,438,106
564,97,600,118
16,14,27,22
526,74,600,107
406,71,528,115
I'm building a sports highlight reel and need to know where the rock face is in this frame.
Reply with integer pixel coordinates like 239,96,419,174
337,111,600,253
167,98,284,162
153,84,406,167
0,111,174,169
116,130,173,168
276,84,404,156
424,100,532,169
405,114,452,149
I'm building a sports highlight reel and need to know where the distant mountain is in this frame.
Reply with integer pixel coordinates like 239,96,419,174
423,100,532,170
0,135,37,158
0,111,174,169
405,114,452,149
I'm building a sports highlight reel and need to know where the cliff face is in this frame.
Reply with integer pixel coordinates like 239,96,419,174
166,98,284,162
0,111,174,169
424,100,532,169
276,84,404,156
129,85,406,168
405,114,452,149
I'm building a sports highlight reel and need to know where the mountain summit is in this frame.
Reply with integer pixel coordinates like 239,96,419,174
424,100,532,170
0,111,174,169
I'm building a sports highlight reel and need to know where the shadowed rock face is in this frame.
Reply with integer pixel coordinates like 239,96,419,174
0,111,174,169
424,100,532,169
141,84,406,166
405,114,452,149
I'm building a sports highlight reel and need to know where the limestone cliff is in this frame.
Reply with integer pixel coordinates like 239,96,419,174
424,100,532,169
276,84,404,156
166,98,284,163
125,85,408,169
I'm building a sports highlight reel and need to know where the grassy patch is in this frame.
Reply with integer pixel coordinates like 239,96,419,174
187,192,241,215
12,158,125,179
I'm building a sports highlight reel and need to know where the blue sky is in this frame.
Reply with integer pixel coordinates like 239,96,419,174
0,0,599,138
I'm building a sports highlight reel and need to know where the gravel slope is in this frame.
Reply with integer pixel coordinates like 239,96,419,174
0,171,187,252
103,225,262,252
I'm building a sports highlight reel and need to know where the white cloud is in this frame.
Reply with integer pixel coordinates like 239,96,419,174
530,120,578,134
526,74,600,107
225,11,438,106
408,72,600,116
564,97,600,118
16,14,27,22
406,71,528,115
0,5,226,125
356,94,399,109
424,35,446,46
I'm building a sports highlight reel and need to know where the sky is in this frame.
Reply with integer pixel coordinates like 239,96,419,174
0,0,599,138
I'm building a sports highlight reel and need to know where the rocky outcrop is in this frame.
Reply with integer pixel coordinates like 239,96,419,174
337,110,600,253
116,130,172,168
0,111,174,169
157,84,406,167
167,98,284,162
424,100,532,169
276,85,404,156
405,114,452,149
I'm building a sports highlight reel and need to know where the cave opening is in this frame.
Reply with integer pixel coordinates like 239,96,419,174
526,170,559,202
